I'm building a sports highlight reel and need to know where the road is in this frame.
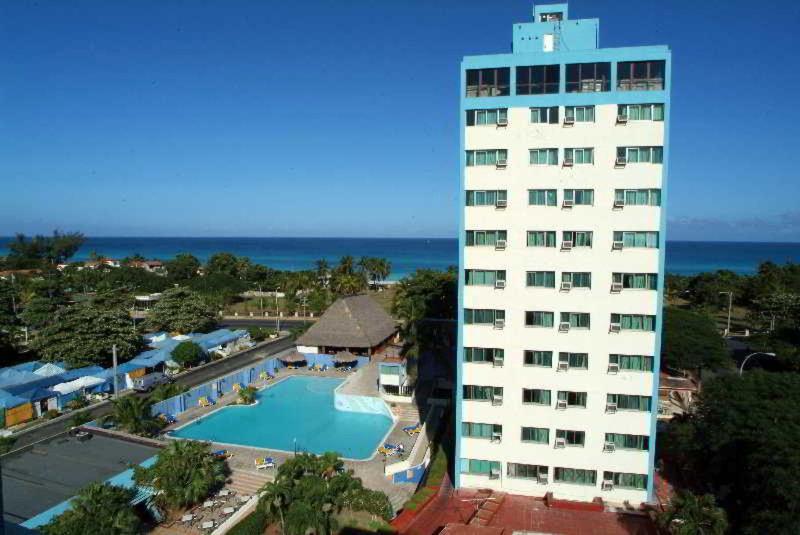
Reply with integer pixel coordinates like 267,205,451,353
220,317,312,330
7,336,296,452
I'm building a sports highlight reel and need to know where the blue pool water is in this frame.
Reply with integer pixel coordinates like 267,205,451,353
170,376,393,460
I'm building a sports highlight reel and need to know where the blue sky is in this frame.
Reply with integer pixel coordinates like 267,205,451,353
1,0,799,241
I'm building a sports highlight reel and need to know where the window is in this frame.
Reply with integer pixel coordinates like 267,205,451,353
563,189,594,205
530,106,559,124
613,231,659,248
556,429,585,446
521,427,549,444
558,352,588,369
462,422,502,439
465,309,505,325
466,230,507,246
565,105,595,122
524,350,553,367
604,471,648,490
526,271,555,288
609,354,654,372
617,146,663,164
525,311,554,328
611,313,656,331
523,388,551,405
529,189,557,206
516,65,560,95
555,467,597,485
466,149,508,166
605,433,649,451
529,148,558,165
566,62,610,92
618,103,664,121
562,272,591,289
527,231,556,247
463,385,503,401
464,347,504,364
560,312,590,329
614,189,661,206
460,458,502,476
608,393,652,412
466,68,510,97
539,11,563,21
467,190,507,207
557,390,587,408
617,60,665,91
465,270,506,286
466,108,509,126
562,231,593,247
508,463,548,479
612,273,657,290
564,148,594,164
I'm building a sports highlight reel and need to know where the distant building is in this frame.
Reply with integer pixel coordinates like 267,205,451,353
129,260,165,273
296,294,397,357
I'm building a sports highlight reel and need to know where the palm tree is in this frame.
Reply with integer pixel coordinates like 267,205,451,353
337,256,355,276
41,482,140,535
657,490,728,535
148,382,188,403
238,386,257,404
259,479,293,534
106,396,164,437
314,259,330,287
134,440,228,513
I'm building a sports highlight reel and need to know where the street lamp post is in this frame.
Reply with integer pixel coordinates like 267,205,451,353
275,288,281,333
739,352,776,376
719,291,733,336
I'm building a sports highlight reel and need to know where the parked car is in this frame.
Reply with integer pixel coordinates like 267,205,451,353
132,372,172,392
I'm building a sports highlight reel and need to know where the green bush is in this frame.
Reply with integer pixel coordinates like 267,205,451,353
170,341,205,368
225,509,267,535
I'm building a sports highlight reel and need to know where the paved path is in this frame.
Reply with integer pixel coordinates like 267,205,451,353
6,336,296,452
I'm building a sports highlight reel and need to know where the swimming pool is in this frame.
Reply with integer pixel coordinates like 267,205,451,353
170,376,393,460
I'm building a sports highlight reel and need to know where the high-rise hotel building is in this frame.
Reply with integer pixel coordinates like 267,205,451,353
456,3,670,504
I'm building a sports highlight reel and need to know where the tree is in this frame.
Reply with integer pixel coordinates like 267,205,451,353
33,304,144,367
41,482,140,535
164,253,201,280
20,295,66,330
358,257,391,289
657,491,728,535
205,252,241,278
134,440,227,512
185,273,248,308
661,307,729,374
170,341,205,368
149,382,188,403
660,371,800,534
106,396,164,437
6,231,85,268
144,287,216,334
238,386,257,405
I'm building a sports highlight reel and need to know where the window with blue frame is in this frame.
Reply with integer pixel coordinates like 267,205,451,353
529,189,557,206
529,148,558,165
617,146,663,163
562,272,591,288
523,388,551,405
466,149,508,166
565,105,595,122
563,189,594,205
466,68,510,97
609,354,654,371
556,429,585,446
612,273,657,290
465,309,505,325
611,313,656,331
613,231,659,248
607,394,652,412
555,467,597,485
463,385,503,401
520,428,549,444
516,64,560,95
527,231,556,247
462,422,502,439
566,62,610,92
467,190,507,206
526,271,555,288
508,463,548,480
525,311,554,328
464,347,504,364
465,269,506,286
605,433,650,450
564,148,594,165
466,108,508,126
619,104,664,121
524,350,553,367
560,312,590,329
460,458,501,476
466,230,507,246
617,60,665,91
530,106,559,124
614,189,661,206
562,231,593,247
558,352,588,369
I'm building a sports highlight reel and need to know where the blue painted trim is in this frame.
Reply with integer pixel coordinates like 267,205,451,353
455,61,467,490
463,90,667,110
463,45,669,68
647,49,672,502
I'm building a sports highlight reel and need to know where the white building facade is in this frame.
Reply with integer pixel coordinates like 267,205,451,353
456,3,671,505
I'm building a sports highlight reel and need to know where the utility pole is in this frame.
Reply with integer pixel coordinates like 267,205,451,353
112,344,119,399
719,291,733,335
275,288,281,333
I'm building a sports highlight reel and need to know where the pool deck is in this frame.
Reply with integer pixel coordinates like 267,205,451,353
161,363,424,511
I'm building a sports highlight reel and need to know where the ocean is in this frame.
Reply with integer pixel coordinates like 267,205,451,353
2,237,800,279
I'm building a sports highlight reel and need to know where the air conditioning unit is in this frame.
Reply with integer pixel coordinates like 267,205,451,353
495,239,507,250
493,355,504,367
496,159,508,169
562,199,574,208
560,281,572,291
613,198,625,208
490,467,501,479
558,321,571,332
612,241,624,250
494,318,505,330
561,240,574,250
537,472,549,484
497,116,508,127
607,362,620,374
602,479,614,491
563,158,574,167
495,198,508,208
554,437,566,448
606,402,618,414
610,282,623,293
615,156,627,167
563,115,575,126
491,431,503,442
492,394,504,406
603,441,616,453
557,360,569,372
616,114,629,124
609,323,621,333
556,399,568,410
495,279,506,289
